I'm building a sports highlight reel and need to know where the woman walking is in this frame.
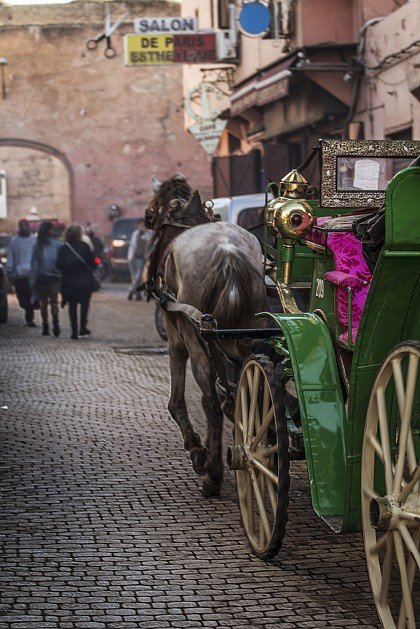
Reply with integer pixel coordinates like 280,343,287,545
57,224,97,340
30,221,61,336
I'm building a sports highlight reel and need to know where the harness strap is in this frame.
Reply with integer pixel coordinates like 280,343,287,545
161,219,197,229
164,299,206,327
165,300,234,404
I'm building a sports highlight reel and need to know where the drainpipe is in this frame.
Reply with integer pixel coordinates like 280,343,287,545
342,17,384,138
229,2,237,48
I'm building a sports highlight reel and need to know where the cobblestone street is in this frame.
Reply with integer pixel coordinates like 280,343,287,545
0,283,381,628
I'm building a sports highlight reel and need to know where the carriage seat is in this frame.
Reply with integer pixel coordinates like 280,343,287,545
306,215,372,345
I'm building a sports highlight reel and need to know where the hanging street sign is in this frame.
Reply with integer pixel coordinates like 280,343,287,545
238,1,271,37
188,118,227,155
133,17,198,34
185,83,227,155
124,33,217,66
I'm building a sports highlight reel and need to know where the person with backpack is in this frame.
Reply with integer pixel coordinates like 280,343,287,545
6,218,37,327
127,218,151,301
56,224,97,340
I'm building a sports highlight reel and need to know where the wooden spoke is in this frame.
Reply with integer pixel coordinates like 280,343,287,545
369,532,389,556
363,486,380,502
247,365,260,442
378,534,394,606
376,385,394,494
368,433,385,461
399,465,420,505
249,466,271,543
398,523,420,572
265,475,278,515
262,445,278,459
398,529,420,629
393,354,418,494
392,356,406,423
407,432,418,478
252,458,279,487
240,383,248,442
262,378,270,420
393,530,416,628
245,472,254,536
250,407,274,452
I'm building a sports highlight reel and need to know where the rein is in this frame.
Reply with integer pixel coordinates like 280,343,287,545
161,218,202,229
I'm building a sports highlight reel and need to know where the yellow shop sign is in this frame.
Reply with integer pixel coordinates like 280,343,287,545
124,33,217,66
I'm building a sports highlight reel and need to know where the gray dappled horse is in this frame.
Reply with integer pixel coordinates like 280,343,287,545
146,175,267,497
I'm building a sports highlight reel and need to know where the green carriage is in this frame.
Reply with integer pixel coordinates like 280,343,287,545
204,140,420,628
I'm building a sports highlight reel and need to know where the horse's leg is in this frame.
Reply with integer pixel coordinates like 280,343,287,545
166,317,208,477
183,330,224,498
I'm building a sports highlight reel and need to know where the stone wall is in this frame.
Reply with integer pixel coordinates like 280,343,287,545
0,1,212,237
0,145,70,233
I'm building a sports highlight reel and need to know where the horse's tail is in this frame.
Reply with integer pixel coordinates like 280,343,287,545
200,245,261,329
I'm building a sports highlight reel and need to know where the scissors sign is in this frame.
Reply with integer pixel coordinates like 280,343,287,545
86,5,128,58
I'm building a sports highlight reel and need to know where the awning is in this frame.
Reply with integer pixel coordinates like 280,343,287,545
230,56,295,116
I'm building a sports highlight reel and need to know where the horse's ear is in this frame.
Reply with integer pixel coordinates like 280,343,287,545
192,190,202,205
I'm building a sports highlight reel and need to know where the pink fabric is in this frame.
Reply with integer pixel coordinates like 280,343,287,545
305,216,331,247
326,232,372,343
324,271,367,289
339,329,358,344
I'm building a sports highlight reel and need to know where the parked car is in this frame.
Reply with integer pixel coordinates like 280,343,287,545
0,261,8,323
109,217,142,281
27,218,66,239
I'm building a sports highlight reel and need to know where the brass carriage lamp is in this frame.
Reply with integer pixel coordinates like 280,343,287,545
264,169,314,285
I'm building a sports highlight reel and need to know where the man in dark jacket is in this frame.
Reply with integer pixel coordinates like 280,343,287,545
57,224,97,340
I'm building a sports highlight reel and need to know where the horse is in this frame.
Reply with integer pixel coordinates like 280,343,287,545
145,174,268,497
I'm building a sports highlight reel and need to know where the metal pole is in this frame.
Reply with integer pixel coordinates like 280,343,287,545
229,2,237,47
0,58,7,100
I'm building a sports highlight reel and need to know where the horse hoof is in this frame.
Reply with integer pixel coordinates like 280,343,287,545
190,446,208,476
202,475,221,498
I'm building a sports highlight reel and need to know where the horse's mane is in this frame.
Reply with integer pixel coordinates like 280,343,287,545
145,174,213,288
146,174,192,231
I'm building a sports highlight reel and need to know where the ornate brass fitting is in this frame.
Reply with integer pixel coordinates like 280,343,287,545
264,169,314,286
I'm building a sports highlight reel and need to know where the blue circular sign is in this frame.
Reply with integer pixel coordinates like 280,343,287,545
238,2,271,37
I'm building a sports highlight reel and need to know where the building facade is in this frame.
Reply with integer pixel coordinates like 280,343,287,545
0,0,213,236
181,0,418,196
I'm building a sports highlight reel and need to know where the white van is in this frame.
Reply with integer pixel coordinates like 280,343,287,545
208,193,270,227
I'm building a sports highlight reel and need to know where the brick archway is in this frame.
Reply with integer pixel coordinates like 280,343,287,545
0,138,74,229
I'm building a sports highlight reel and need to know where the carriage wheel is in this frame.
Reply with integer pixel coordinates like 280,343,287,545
362,341,420,628
228,356,290,559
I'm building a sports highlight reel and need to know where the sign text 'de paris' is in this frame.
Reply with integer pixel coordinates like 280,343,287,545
133,17,198,34
124,34,217,66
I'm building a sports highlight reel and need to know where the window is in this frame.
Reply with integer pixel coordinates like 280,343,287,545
218,0,230,29
385,128,412,141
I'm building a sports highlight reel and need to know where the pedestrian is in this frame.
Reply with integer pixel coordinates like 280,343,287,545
56,223,97,340
127,218,151,301
30,220,62,337
86,226,105,260
6,218,37,327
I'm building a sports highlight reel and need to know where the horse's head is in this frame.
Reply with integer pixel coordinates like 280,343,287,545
145,174,192,232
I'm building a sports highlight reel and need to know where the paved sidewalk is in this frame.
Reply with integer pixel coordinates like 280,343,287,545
0,284,380,628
